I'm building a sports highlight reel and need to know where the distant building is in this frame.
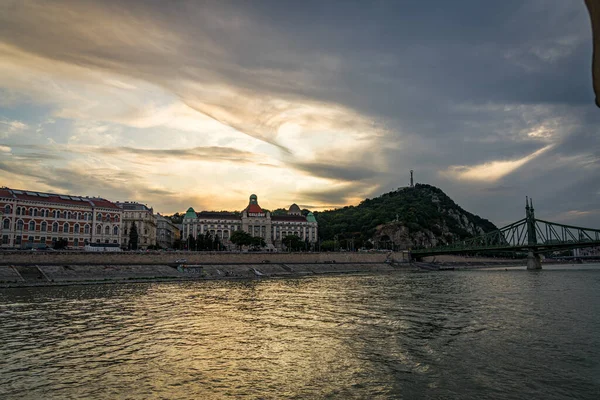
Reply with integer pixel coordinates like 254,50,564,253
0,187,122,249
116,201,157,249
182,194,318,250
156,213,181,249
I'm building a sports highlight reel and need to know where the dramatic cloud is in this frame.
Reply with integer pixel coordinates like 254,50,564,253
442,145,553,182
0,0,598,226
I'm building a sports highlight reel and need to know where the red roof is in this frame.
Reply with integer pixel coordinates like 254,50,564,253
0,187,121,210
246,204,264,214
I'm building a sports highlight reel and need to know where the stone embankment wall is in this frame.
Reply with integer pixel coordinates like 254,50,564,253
0,262,405,287
0,251,408,265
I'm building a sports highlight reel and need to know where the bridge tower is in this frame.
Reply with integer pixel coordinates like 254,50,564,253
526,197,542,270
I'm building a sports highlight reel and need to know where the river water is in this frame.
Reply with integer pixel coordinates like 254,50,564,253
1,265,600,399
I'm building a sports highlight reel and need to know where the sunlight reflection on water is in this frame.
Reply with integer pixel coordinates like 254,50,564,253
1,267,600,399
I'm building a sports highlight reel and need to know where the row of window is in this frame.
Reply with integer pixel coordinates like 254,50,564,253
3,219,119,235
3,236,119,246
4,205,122,222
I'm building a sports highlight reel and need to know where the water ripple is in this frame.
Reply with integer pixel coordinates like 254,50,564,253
1,268,600,399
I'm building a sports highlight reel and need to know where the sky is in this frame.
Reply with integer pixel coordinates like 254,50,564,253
0,0,599,228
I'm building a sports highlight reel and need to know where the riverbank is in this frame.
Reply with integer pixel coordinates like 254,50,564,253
0,262,415,288
1,253,593,288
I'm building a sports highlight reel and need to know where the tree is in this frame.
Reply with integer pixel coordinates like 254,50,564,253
173,238,182,250
54,238,68,250
230,230,253,250
251,236,266,249
320,240,335,251
186,234,195,251
283,234,302,251
129,222,139,250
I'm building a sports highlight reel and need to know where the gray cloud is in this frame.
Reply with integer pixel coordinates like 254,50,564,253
290,161,382,182
0,0,599,224
95,146,259,163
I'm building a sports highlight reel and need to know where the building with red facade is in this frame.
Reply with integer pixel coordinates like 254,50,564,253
0,187,122,249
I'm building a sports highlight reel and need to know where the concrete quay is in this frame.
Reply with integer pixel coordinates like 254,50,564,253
0,250,407,266
0,251,412,287
0,262,409,288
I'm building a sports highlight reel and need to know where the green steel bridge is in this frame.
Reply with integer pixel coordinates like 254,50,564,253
411,198,600,269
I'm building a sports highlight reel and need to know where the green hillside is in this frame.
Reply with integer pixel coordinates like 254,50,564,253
314,183,497,248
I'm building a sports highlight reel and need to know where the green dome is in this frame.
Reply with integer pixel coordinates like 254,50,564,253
184,207,197,219
306,212,317,223
249,194,258,204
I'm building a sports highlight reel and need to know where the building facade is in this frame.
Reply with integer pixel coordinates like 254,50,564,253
156,213,181,249
116,202,158,249
182,194,318,250
0,187,122,249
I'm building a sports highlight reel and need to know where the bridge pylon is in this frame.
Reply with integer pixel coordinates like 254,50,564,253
526,197,542,270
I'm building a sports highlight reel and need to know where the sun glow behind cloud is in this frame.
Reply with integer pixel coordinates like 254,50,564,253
0,6,388,212
441,145,554,182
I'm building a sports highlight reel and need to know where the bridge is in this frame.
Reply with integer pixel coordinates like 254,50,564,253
411,198,600,269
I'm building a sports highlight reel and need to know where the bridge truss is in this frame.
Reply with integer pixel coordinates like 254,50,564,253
412,199,600,257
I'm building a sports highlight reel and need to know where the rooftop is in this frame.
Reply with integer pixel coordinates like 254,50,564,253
0,187,121,210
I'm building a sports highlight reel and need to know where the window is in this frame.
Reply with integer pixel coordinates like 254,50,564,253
52,222,58,232
28,221,35,231
16,207,21,216
97,213,102,220
84,225,90,234
29,208,34,216
96,225,102,235
63,223,69,233
53,210,58,218
16,236,22,245
41,221,47,231
66,211,71,219
104,226,110,235
2,235,8,244
74,238,79,247
3,219,9,230
4,205,10,214
40,237,46,244
113,226,119,235
44,209,49,217
17,220,24,230
74,224,80,234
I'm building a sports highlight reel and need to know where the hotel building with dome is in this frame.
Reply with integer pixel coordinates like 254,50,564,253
182,194,318,250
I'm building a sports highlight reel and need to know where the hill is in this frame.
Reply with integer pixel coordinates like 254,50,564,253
314,183,497,250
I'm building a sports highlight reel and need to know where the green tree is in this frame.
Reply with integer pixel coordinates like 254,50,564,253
186,234,195,251
230,230,253,250
320,240,335,251
173,239,182,250
251,236,266,249
129,222,139,250
54,238,68,250
283,234,301,251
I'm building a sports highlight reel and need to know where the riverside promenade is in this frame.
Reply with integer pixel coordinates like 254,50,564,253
0,251,412,287
0,251,544,288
